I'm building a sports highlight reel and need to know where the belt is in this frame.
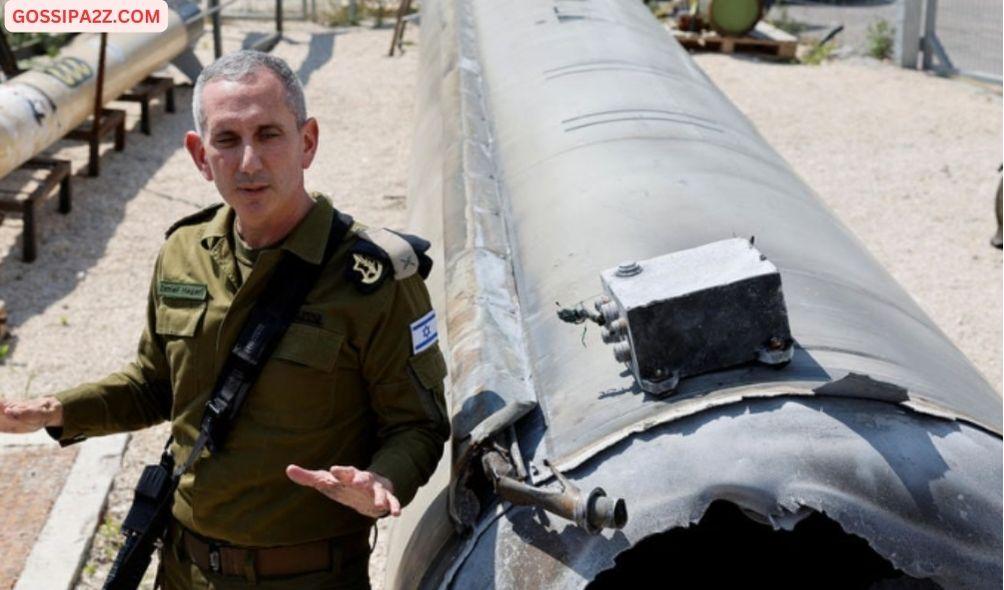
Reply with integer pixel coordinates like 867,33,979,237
176,522,370,580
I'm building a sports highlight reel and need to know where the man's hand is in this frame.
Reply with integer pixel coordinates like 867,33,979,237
286,464,402,519
0,397,63,433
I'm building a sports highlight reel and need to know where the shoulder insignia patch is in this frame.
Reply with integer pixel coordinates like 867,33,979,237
164,203,224,239
346,226,435,294
347,228,434,296
352,253,384,285
346,237,392,294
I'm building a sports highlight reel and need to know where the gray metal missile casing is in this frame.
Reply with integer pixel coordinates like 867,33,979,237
384,0,1004,588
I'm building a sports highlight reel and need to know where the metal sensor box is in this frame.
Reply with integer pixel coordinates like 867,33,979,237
599,238,793,395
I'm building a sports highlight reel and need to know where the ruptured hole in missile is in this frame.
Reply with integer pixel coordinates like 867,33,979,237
587,500,941,590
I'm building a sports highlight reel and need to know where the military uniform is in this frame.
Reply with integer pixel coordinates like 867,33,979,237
49,193,451,587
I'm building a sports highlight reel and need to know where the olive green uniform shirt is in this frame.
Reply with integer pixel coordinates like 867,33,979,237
230,221,260,285
52,194,450,546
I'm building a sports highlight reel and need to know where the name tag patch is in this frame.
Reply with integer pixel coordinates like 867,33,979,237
410,310,438,354
157,281,208,301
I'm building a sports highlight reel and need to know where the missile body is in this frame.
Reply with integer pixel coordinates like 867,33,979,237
403,0,1004,587
0,1,202,178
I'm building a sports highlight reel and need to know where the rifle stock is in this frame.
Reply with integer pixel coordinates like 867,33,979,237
103,452,176,590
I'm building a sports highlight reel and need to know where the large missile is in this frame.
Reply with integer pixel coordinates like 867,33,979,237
0,0,202,179
386,0,1002,587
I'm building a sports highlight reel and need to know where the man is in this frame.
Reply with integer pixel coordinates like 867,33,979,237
0,50,450,589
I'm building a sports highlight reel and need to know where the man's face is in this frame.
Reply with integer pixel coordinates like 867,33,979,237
185,69,318,228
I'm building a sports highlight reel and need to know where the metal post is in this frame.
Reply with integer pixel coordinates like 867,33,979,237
94,34,108,122
922,0,938,70
895,0,922,69
210,0,223,59
0,31,21,78
389,0,412,57
22,199,36,262
276,0,284,36
89,32,108,176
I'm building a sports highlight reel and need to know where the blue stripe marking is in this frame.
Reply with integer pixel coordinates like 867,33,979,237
415,333,438,351
414,311,436,329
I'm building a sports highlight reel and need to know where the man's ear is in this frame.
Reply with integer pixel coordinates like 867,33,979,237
184,131,214,181
300,117,319,169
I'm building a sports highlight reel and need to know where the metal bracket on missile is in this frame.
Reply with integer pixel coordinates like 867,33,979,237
562,238,794,396
481,445,627,535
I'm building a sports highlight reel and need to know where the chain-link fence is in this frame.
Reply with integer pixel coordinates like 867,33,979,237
924,0,1002,83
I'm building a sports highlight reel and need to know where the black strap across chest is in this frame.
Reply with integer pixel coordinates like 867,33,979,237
176,210,352,475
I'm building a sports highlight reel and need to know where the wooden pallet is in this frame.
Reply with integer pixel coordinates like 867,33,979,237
671,21,797,60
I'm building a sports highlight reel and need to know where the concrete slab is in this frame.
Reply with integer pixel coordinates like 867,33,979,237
0,442,78,590
0,430,58,449
14,434,128,590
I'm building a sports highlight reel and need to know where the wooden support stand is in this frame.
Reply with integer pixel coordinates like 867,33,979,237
0,31,21,78
119,76,176,135
0,299,8,341
0,157,72,262
65,108,126,177
389,0,414,57
670,21,798,60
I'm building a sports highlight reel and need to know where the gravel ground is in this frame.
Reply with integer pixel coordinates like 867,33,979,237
0,446,79,589
0,15,999,590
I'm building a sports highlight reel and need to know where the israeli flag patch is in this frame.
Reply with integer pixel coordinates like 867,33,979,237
410,310,438,354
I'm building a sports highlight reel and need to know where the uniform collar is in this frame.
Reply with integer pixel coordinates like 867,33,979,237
200,192,336,265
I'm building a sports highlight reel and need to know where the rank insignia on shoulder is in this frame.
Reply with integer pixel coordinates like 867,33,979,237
347,228,434,294
164,203,224,239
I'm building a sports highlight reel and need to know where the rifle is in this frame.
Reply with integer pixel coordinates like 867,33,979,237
103,451,176,590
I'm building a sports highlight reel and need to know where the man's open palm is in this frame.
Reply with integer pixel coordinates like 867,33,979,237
0,398,61,433
286,464,401,519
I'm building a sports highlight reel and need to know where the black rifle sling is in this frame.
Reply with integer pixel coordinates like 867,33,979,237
175,210,352,476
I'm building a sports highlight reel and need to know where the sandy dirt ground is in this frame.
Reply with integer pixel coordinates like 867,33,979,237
0,445,78,589
0,14,999,590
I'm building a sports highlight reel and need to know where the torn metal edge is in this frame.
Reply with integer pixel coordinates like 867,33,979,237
533,381,1001,486
441,0,539,530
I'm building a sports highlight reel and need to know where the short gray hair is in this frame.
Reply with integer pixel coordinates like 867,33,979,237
192,50,307,136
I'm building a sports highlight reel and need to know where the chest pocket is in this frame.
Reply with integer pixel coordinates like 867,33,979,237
156,298,207,337
273,323,342,371
248,323,345,431
155,298,208,412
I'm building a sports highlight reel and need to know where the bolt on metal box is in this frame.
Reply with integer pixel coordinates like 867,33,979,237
599,237,793,395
